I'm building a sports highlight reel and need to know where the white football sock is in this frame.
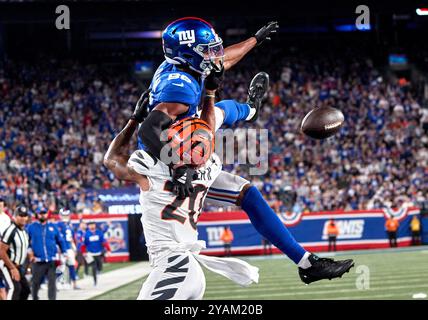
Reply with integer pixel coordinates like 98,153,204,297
297,252,312,269
245,106,257,121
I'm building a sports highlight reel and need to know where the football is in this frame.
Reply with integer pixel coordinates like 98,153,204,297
300,106,345,139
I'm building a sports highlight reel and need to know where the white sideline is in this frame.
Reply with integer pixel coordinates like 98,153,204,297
36,261,152,300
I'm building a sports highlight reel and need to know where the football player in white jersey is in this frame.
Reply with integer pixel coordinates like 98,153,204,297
104,69,259,300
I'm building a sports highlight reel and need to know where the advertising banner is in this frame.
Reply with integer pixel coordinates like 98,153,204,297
95,187,140,214
197,207,421,256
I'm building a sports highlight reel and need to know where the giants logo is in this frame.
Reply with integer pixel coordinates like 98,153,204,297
322,219,365,240
206,226,225,246
177,30,196,46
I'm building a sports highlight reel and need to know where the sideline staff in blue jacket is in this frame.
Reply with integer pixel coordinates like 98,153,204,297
27,208,67,300
83,221,110,286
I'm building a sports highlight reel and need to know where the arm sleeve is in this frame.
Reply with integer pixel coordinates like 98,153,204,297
139,77,197,158
138,110,173,160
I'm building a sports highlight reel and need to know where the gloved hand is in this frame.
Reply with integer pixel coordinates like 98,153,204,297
254,21,279,46
205,62,225,91
130,89,150,123
172,165,197,199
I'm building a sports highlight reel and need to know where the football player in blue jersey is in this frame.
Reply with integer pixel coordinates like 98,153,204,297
105,17,354,285
57,208,79,289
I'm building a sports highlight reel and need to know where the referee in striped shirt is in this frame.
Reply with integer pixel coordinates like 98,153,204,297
0,205,30,300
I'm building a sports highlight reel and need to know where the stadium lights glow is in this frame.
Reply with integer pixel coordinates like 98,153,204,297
89,30,162,40
416,8,428,15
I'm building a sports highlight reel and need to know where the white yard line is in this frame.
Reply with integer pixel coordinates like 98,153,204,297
36,262,152,300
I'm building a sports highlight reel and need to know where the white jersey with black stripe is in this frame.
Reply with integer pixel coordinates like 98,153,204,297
128,149,222,258
1,222,29,266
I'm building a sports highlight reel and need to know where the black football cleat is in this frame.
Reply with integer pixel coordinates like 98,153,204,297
298,254,354,285
246,72,269,122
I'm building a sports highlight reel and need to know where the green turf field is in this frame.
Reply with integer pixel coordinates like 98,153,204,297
93,247,428,300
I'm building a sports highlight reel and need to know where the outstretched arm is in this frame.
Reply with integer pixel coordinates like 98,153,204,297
104,119,139,181
223,21,279,71
104,90,149,182
223,37,257,71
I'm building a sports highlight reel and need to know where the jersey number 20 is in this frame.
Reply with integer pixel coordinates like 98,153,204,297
161,181,207,230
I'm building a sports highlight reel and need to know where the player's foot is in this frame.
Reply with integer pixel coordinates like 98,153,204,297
246,72,269,122
298,254,354,284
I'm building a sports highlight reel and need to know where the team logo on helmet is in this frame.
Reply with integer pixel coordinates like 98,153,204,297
177,30,196,46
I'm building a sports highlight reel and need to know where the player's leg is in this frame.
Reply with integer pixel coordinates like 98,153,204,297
66,250,78,288
207,171,308,265
90,259,97,285
47,261,57,300
19,269,31,300
0,264,14,300
31,262,45,300
212,72,269,131
137,252,205,300
207,171,354,284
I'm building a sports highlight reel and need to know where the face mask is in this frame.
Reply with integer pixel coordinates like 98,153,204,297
39,216,47,223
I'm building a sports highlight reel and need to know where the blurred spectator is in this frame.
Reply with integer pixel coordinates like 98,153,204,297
327,219,339,252
262,237,273,255
410,215,422,245
92,199,104,214
385,216,399,247
220,226,234,257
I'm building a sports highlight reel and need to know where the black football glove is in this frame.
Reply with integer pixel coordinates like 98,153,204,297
130,89,150,123
254,21,279,46
205,61,225,91
172,165,197,199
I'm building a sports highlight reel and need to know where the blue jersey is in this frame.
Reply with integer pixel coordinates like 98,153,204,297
84,229,106,255
138,61,203,149
56,221,74,250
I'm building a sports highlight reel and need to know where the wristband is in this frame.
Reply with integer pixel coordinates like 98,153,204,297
205,94,216,99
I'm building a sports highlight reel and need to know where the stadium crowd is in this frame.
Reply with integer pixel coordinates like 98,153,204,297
0,47,427,216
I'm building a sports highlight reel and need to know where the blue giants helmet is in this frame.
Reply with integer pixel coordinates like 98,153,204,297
162,17,224,75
